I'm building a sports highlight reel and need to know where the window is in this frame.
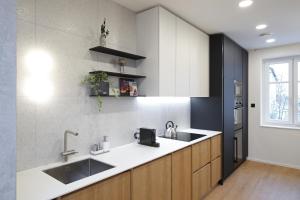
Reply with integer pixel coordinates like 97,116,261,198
262,56,300,128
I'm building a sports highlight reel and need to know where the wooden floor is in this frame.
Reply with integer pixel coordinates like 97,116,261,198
205,161,300,200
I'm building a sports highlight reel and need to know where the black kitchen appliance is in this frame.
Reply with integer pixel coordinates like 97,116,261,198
160,132,206,142
134,128,160,147
234,80,243,168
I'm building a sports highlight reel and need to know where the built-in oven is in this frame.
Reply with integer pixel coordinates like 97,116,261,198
234,80,243,131
234,129,243,168
234,107,243,130
234,80,243,97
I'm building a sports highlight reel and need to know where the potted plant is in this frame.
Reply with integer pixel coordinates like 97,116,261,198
81,72,109,111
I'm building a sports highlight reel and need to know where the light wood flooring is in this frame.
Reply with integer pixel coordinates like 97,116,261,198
205,161,300,200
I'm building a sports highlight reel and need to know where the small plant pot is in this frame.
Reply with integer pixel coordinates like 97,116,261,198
90,81,109,96
100,34,106,47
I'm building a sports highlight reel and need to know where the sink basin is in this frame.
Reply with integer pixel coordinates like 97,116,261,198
43,158,114,184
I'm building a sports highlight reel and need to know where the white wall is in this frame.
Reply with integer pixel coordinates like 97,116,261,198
16,0,190,171
248,43,300,169
0,0,16,199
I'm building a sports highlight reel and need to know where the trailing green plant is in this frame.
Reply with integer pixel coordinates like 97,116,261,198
81,72,108,111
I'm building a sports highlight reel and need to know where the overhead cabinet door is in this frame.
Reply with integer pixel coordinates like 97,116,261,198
198,31,209,97
159,7,176,96
189,26,209,97
176,18,190,96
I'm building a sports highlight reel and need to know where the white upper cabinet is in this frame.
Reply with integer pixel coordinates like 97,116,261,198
189,26,209,97
137,6,209,97
159,7,176,96
176,18,190,96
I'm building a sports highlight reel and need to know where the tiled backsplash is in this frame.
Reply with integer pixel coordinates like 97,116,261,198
17,0,190,171
0,0,16,198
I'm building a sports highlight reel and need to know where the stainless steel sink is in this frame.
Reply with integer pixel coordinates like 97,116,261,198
43,158,114,184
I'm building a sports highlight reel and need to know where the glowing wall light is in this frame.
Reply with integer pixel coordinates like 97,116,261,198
136,97,190,105
23,49,54,103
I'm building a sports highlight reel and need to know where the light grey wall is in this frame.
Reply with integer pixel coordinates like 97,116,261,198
0,0,17,199
248,43,300,169
17,0,190,171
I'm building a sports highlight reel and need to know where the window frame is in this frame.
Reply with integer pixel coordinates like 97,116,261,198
262,56,300,128
294,57,300,125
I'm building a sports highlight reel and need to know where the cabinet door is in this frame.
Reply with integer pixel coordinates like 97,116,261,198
176,18,190,96
242,49,249,160
192,139,211,172
172,147,192,200
189,26,201,97
94,171,131,200
211,134,222,160
234,45,243,82
60,185,95,200
192,164,211,200
199,31,209,97
223,36,235,179
61,171,131,200
132,155,172,200
190,27,209,97
211,157,222,187
159,7,176,96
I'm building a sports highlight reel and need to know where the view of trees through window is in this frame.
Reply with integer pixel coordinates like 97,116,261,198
268,63,289,121
263,57,300,126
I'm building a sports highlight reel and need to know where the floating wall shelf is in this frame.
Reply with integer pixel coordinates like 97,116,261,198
89,94,146,97
89,46,146,60
89,70,146,79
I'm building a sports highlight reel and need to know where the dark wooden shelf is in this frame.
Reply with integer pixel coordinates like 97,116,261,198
89,71,146,79
89,95,146,97
89,46,146,60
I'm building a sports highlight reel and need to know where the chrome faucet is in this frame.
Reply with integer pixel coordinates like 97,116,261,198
61,130,79,162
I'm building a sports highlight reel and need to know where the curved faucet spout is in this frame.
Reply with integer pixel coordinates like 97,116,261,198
62,130,79,162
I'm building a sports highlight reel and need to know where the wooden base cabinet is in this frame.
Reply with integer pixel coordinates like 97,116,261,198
211,134,222,160
211,156,222,187
58,135,222,200
132,155,172,200
192,164,211,200
172,147,192,200
60,171,131,200
192,139,211,172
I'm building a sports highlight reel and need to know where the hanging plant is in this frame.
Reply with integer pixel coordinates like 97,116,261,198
81,72,109,111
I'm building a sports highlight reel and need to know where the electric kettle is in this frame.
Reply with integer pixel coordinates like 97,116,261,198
165,121,177,138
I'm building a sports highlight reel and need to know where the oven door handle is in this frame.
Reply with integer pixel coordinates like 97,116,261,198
234,137,238,163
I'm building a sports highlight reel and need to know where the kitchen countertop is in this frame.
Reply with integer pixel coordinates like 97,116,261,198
17,129,221,200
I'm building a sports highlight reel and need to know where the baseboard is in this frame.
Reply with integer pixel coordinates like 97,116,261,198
247,157,300,170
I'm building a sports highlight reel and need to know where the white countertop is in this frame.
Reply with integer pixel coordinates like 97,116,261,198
17,129,221,200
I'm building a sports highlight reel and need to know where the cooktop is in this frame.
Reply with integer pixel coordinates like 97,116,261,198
160,132,206,142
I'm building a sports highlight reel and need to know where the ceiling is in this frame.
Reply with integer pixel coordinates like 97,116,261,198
112,0,300,50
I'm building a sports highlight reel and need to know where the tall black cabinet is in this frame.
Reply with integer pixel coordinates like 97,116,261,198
191,34,248,181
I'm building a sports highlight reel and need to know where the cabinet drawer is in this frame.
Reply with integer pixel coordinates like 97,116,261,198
192,139,211,172
211,156,222,187
211,134,222,160
192,164,211,200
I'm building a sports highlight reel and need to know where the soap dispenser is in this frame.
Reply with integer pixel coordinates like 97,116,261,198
102,136,110,153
